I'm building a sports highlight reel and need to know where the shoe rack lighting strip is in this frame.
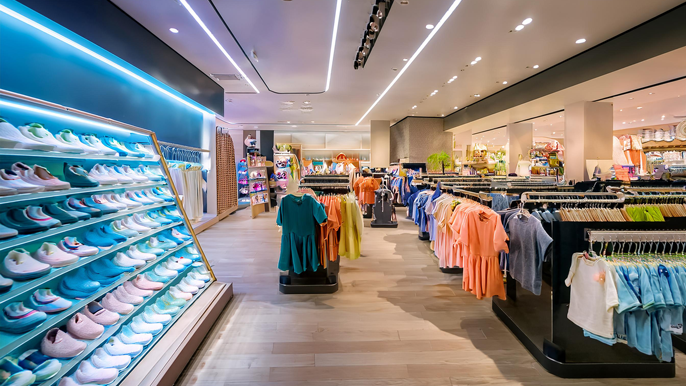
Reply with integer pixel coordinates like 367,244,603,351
0,221,182,309
0,148,162,163
0,202,174,253
0,238,194,359
41,258,209,386
0,182,166,206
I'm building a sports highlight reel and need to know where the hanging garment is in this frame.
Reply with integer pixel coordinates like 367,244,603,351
339,193,363,260
506,214,552,295
277,194,328,274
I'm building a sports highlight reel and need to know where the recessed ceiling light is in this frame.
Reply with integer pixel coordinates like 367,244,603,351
575,38,586,44
475,57,482,62
426,24,435,29
454,106,458,109
179,0,259,93
169,28,179,33
433,89,438,93
403,58,408,61
471,61,477,65
649,92,654,95
287,121,290,123
619,109,623,111
412,105,417,109
533,65,539,69
522,18,532,25
552,132,555,134
662,115,666,120
474,94,480,97
622,122,626,124
629,97,634,100
637,106,642,109
355,0,462,125
502,81,508,85
515,24,524,31
303,101,311,105
311,120,315,123
641,119,645,121
441,114,445,117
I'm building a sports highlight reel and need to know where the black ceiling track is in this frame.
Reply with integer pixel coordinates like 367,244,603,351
354,0,394,70
207,0,325,95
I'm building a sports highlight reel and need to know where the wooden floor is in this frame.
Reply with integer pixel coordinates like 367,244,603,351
177,208,686,385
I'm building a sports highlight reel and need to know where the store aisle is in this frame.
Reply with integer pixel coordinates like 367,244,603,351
178,209,686,386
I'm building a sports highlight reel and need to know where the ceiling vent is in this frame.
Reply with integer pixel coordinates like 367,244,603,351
212,73,242,81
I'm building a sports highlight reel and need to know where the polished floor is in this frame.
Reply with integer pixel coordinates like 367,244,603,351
178,207,686,385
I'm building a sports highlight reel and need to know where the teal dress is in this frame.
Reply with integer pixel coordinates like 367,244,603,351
277,194,328,273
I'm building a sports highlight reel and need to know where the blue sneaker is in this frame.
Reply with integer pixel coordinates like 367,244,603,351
152,298,180,315
85,261,126,285
118,325,152,346
0,358,36,385
0,303,47,334
137,242,164,256
121,142,146,158
15,349,61,382
82,226,118,248
100,224,127,242
148,237,175,250
157,234,179,247
26,289,72,313
83,197,119,215
137,166,162,181
161,209,183,223
147,212,172,225
152,187,175,201
159,230,183,245
89,257,134,276
64,198,100,218
17,349,50,370
160,292,186,308
58,267,100,299
145,272,171,284
102,137,133,157
109,221,138,238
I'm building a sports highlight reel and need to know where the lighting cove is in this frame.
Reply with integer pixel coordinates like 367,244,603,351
179,0,260,94
354,0,395,70
356,0,462,125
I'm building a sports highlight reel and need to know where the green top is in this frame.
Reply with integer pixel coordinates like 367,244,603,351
625,206,664,222
277,194,328,273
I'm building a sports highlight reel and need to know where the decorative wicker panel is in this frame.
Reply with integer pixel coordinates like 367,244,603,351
216,127,237,214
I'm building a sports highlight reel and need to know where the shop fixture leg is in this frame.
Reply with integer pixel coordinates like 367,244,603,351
279,257,339,294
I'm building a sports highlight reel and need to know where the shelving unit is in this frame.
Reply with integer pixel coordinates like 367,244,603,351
0,89,230,386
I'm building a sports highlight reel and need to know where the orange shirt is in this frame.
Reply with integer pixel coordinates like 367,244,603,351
358,178,380,205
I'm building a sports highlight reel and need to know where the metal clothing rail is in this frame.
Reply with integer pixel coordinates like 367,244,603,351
521,191,625,204
587,230,686,243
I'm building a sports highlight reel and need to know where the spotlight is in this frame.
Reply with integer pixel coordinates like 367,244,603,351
354,0,396,69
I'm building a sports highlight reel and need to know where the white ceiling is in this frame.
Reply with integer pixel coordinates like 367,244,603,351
112,0,684,128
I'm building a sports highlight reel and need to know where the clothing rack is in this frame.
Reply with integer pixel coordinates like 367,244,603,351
159,143,206,164
452,188,493,207
492,195,678,378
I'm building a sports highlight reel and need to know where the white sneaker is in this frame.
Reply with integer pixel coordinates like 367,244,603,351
133,213,160,228
55,130,99,154
119,166,147,183
19,123,83,153
163,259,184,271
0,119,54,151
130,315,163,335
88,165,118,185
153,264,177,278
176,280,198,294
183,275,205,288
169,286,192,301
104,165,133,184
94,194,126,210
121,216,150,233
126,245,155,261
142,306,171,325
103,335,143,357
0,169,44,193
75,359,118,384
113,252,145,268
126,191,152,205
118,325,152,346
32,242,79,267
58,376,90,386
111,194,140,208
170,256,192,267
142,190,164,203
90,347,131,370
189,271,210,283
81,134,118,156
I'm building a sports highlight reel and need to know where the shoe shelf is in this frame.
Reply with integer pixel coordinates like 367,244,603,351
0,202,174,253
41,258,207,386
0,149,161,163
0,221,182,310
0,239,195,359
0,182,167,206
108,279,210,386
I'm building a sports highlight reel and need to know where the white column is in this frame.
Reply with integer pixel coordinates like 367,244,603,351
506,123,533,174
370,120,390,168
564,101,614,182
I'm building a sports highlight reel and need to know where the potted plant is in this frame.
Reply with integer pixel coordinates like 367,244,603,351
427,151,451,173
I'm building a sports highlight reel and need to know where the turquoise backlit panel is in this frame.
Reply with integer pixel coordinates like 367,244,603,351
0,0,213,148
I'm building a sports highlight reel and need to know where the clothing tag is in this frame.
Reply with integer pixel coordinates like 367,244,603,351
478,211,489,222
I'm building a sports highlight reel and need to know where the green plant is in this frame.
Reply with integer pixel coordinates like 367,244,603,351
427,151,451,173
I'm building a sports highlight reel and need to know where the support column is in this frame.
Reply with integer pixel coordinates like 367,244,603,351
453,130,472,174
370,120,390,168
564,102,614,182
506,123,533,174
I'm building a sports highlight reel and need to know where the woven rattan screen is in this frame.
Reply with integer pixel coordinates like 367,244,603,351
216,128,238,214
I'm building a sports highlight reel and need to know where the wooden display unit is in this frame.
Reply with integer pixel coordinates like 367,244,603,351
248,158,271,218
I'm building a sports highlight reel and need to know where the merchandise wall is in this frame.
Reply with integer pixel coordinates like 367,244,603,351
0,91,218,385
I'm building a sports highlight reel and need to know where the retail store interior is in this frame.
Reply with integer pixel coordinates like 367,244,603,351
1,0,686,385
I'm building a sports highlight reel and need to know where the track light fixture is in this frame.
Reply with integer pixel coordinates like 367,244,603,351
354,0,395,69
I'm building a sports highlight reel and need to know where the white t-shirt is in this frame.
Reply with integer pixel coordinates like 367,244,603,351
565,253,619,338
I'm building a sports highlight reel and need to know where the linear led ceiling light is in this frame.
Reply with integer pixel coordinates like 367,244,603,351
179,0,260,94
0,4,209,114
356,0,462,125
325,0,343,91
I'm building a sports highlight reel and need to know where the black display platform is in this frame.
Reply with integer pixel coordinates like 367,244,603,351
279,257,340,294
439,267,463,274
371,222,398,228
